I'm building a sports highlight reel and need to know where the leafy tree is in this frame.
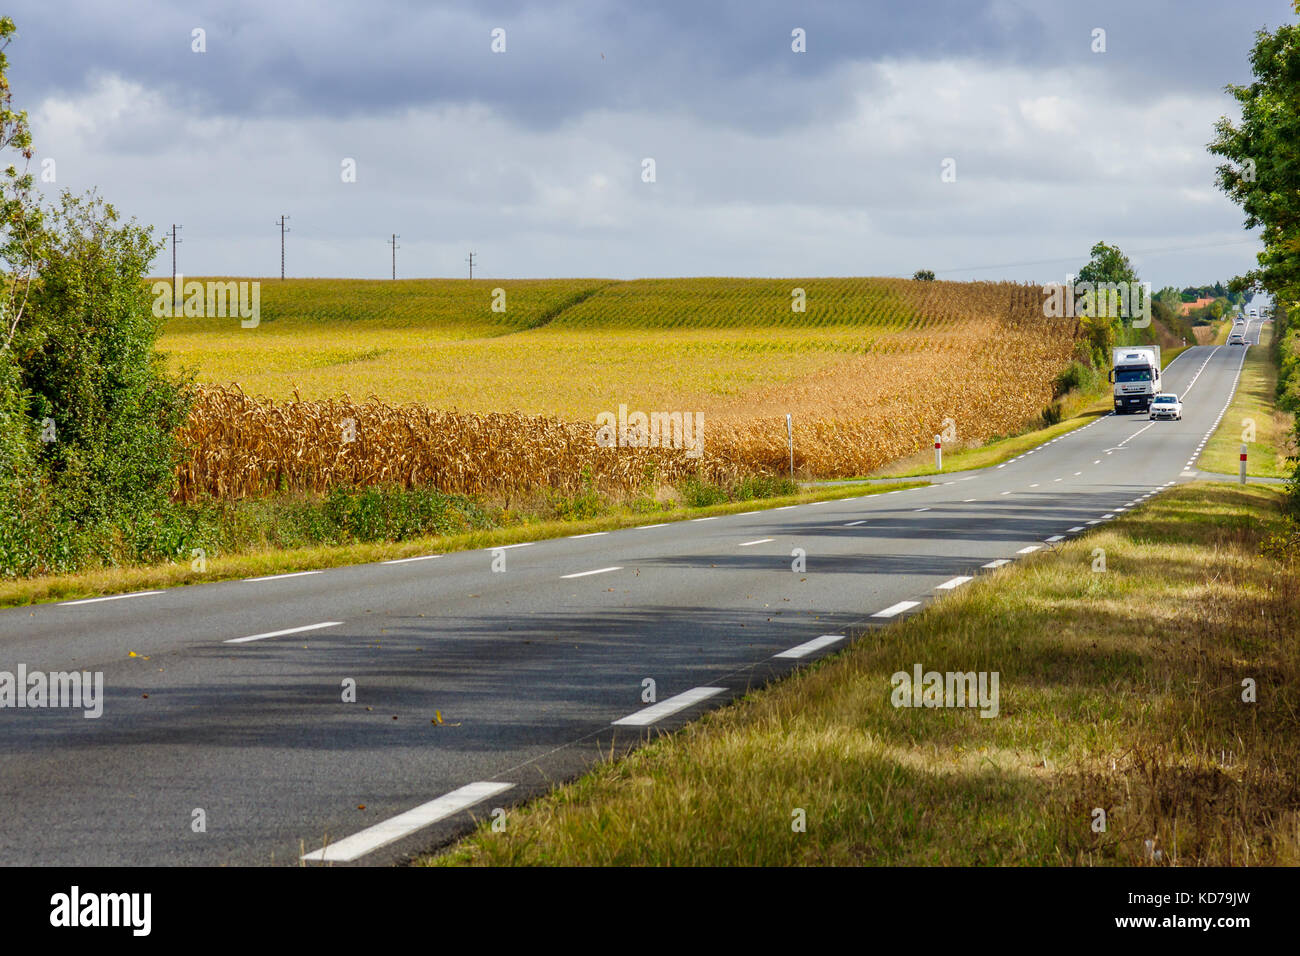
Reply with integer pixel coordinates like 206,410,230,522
0,17,46,573
1209,5,1300,303
1076,241,1138,288
912,269,935,281
0,17,40,354
1210,3,1300,509
19,192,190,541
0,21,191,575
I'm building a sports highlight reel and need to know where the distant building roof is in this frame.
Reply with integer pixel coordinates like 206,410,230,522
1177,297,1216,316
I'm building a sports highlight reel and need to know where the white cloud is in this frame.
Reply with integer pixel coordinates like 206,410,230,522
26,56,1257,287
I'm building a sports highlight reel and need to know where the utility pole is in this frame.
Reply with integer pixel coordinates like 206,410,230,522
168,224,182,287
466,251,476,279
388,234,400,280
275,215,290,280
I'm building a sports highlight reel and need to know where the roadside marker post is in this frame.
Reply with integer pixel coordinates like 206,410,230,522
786,414,794,480
1240,443,1247,485
935,435,942,471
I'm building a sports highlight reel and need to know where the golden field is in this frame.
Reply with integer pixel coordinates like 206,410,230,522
164,278,1082,500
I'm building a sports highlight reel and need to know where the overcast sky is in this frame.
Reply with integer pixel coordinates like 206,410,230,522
9,1,1295,287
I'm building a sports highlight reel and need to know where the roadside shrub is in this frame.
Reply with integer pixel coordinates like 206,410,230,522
2,192,192,577
678,477,730,508
1053,360,1097,398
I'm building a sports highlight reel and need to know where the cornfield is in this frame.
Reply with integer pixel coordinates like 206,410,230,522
173,279,1081,501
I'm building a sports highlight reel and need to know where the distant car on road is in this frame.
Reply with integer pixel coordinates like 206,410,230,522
1228,330,1246,345
1149,393,1182,421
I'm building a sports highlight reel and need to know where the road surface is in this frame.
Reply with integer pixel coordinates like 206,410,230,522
0,322,1264,865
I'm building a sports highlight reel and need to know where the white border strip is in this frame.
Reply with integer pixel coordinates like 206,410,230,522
774,634,846,659
60,590,163,607
613,687,726,726
301,781,514,863
225,621,343,645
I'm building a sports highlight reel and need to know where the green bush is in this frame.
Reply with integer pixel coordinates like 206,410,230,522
1053,360,1098,398
1,193,193,577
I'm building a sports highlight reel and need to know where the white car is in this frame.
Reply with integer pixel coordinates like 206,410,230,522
1149,393,1182,420
1228,331,1245,345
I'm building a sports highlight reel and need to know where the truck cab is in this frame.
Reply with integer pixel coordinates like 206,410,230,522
1109,346,1162,414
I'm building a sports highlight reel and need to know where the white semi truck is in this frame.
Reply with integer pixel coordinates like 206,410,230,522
1109,346,1162,414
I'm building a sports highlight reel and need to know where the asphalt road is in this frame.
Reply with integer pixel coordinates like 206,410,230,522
0,321,1265,866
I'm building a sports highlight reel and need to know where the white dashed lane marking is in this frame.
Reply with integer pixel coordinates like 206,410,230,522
936,576,973,590
613,687,727,726
301,781,514,863
774,635,846,659
872,600,921,618
560,566,623,579
245,571,323,583
59,590,163,607
226,621,343,645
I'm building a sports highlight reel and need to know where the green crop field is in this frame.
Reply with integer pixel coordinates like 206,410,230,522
157,276,1057,423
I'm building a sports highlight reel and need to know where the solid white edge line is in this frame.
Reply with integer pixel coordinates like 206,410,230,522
301,781,514,863
774,634,846,659
225,621,343,645
59,590,164,607
560,566,623,579
613,686,726,726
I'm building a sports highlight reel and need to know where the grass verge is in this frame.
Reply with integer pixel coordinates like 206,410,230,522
0,478,925,610
1200,338,1296,478
871,387,1111,479
423,482,1299,866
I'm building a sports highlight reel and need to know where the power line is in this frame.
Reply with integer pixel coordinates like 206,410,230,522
930,237,1262,277
275,215,290,280
466,251,476,280
388,234,400,280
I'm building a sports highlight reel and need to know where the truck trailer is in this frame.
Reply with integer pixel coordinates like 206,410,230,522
1109,346,1162,414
